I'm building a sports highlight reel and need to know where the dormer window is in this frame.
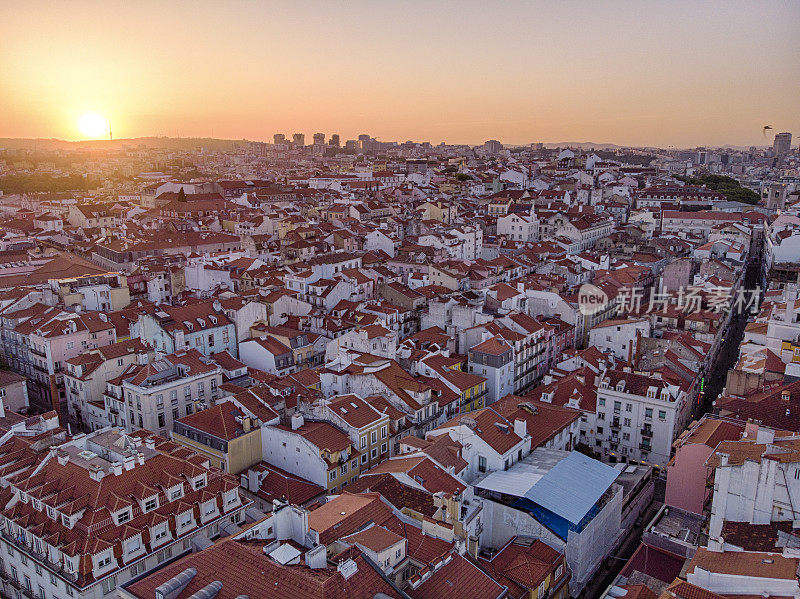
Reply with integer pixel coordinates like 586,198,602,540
209,316,217,325
194,476,206,490
97,553,112,569
144,497,158,512
126,537,141,554
179,512,193,528
116,509,132,524
170,486,183,501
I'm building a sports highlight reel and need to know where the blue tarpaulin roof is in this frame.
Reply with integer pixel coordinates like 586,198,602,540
522,451,620,526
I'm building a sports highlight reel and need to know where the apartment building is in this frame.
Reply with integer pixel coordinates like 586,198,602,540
110,349,223,437
330,354,443,436
428,408,530,482
239,335,296,376
0,371,29,414
594,368,688,466
171,401,262,474
45,273,131,312
497,212,539,243
2,304,117,413
326,324,398,361
587,317,651,361
302,393,391,471
661,210,742,240
555,214,614,252
0,428,247,599
261,415,362,494
64,339,152,432
134,301,237,358
468,336,514,405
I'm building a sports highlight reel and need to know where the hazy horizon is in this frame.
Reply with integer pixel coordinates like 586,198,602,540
2,0,798,147
0,134,781,152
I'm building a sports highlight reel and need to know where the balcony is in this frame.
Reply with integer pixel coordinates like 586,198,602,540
29,346,46,357
0,529,78,583
32,362,49,374
610,419,621,430
641,427,654,438
639,442,652,452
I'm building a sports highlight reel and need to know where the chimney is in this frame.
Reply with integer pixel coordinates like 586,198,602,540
305,544,327,569
242,417,251,433
291,414,304,430
112,461,123,475
123,455,136,471
145,438,156,450
513,419,527,438
88,464,105,481
755,426,775,445
246,468,260,492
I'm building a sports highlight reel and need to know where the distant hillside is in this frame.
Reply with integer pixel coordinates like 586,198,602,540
0,137,246,152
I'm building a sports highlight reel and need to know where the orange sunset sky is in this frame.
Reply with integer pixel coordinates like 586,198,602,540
1,0,798,148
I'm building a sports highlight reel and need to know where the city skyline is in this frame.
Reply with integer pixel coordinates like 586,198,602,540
1,0,798,147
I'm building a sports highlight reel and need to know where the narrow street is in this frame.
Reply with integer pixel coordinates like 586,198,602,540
587,254,762,598
580,500,663,599
697,257,761,417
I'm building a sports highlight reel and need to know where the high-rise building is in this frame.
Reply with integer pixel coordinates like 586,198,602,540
774,132,792,156
292,133,305,147
273,133,286,145
329,133,340,147
483,140,503,154
313,132,325,145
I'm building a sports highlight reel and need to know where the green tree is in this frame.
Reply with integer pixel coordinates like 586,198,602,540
676,174,760,205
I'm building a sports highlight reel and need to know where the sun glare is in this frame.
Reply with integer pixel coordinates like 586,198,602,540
77,113,110,139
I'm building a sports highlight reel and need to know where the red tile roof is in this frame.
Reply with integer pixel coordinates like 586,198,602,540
124,537,401,599
478,537,564,596
408,552,506,599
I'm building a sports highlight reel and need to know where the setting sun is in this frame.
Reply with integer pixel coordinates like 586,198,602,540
76,112,110,139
